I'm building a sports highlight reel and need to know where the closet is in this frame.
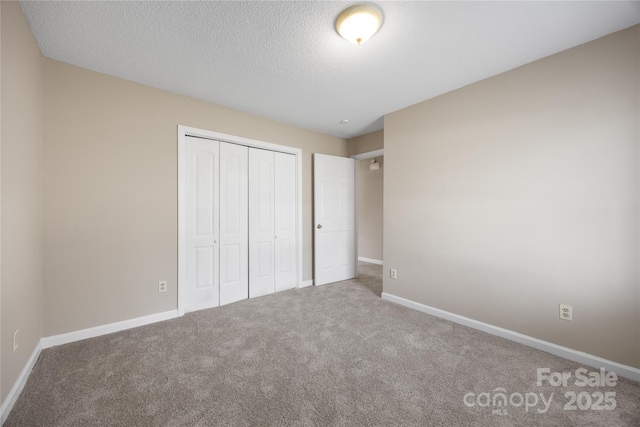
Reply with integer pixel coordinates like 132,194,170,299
183,136,297,314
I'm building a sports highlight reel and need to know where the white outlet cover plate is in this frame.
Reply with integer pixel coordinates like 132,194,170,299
559,304,573,321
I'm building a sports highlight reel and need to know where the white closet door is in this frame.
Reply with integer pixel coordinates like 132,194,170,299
220,142,249,305
184,136,220,312
249,148,275,298
274,152,297,292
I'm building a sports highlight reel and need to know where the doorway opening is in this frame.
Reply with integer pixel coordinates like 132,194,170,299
351,149,384,270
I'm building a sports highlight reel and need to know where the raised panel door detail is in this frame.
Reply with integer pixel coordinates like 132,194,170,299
276,239,291,273
196,152,214,236
258,242,273,278
224,155,241,234
195,247,214,289
223,244,241,283
322,182,337,220
258,160,273,232
322,232,338,270
277,164,292,231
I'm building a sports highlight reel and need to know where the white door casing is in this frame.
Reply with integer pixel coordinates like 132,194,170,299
274,152,297,292
184,136,220,312
219,142,249,305
314,153,356,286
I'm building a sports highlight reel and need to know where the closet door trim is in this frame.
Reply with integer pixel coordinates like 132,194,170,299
177,125,302,316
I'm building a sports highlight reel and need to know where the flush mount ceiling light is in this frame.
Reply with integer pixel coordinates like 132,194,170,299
336,4,383,45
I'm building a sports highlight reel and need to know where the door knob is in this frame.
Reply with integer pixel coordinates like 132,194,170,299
317,224,323,229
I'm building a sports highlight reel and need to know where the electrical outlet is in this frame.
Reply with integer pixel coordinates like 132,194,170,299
390,268,397,279
559,304,572,321
13,329,19,352
158,281,167,293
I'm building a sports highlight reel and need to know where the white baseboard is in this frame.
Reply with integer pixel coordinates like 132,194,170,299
1,309,179,423
1,341,43,425
41,309,179,349
358,257,383,265
381,292,640,382
300,279,313,288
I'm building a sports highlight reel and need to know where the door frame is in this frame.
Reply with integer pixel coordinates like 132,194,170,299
351,149,384,161
350,149,384,266
178,125,303,316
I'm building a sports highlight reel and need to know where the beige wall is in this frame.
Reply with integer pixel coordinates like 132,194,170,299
356,156,383,261
347,129,383,157
1,1,44,402
384,25,640,368
43,59,347,336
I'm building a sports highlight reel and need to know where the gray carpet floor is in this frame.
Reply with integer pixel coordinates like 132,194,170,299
5,262,640,426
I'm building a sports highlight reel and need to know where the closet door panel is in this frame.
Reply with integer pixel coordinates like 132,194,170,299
185,137,220,312
249,149,275,298
274,152,297,292
220,142,249,305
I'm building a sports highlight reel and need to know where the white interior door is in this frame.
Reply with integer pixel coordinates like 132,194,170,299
184,136,220,312
274,152,297,292
249,148,275,298
313,153,356,286
220,142,249,305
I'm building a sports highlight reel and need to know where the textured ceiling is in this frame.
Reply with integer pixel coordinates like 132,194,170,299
20,1,640,139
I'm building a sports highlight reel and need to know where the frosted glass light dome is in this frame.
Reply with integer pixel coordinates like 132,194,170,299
336,4,383,45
